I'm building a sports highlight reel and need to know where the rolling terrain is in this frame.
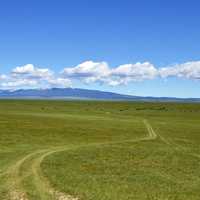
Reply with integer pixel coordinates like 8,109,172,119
0,100,200,200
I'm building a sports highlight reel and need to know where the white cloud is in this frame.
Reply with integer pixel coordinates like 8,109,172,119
12,64,53,79
112,62,157,79
160,61,200,80
62,60,200,86
0,74,7,80
0,79,38,88
0,60,200,90
63,61,110,78
0,64,70,89
62,61,157,86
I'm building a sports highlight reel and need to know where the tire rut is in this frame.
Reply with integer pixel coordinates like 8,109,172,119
2,119,158,200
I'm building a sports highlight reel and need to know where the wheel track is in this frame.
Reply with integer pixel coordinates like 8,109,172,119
144,120,200,162
143,119,157,140
4,150,48,200
2,119,158,200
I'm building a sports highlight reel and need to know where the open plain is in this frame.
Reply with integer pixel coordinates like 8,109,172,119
0,100,200,200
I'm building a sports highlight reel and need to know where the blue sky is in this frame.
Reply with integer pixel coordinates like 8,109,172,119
0,0,200,97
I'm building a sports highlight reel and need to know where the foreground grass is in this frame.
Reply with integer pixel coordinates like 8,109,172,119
0,100,200,199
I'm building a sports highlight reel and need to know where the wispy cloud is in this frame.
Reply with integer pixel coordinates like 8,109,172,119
0,60,200,89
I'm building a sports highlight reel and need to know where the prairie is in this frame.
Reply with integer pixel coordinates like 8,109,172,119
0,100,200,200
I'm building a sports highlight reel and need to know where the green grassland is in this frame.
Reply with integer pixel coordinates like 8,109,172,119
0,100,200,200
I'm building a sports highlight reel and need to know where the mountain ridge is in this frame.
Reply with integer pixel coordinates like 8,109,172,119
0,88,199,102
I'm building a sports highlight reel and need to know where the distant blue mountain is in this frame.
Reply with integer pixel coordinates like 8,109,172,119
0,88,136,100
0,88,199,102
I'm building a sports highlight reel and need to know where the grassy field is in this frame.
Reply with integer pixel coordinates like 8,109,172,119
0,100,200,200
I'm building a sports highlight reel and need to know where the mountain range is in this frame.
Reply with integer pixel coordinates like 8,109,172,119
0,88,199,102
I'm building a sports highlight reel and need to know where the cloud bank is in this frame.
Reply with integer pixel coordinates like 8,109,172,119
0,60,200,89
